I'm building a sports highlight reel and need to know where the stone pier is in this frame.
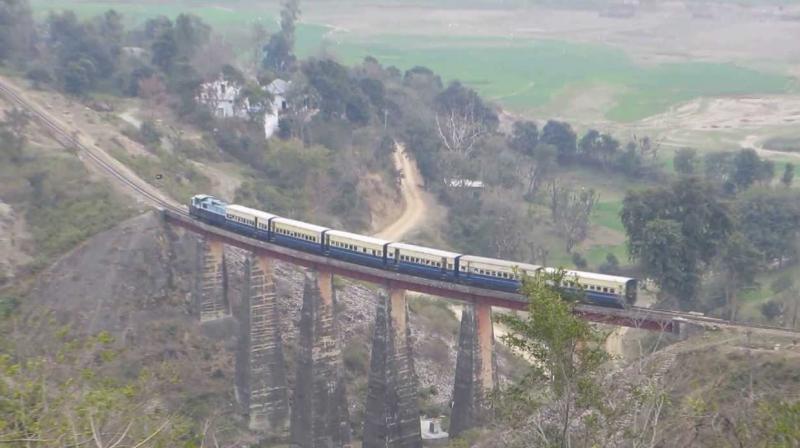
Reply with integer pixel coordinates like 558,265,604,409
450,303,497,437
362,288,422,448
245,254,290,434
290,269,352,448
197,238,229,321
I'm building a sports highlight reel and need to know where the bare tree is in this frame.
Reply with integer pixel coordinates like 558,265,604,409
435,101,490,156
550,185,598,253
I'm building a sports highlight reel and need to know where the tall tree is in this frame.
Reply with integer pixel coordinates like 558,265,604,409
150,19,177,73
674,147,698,175
733,148,762,190
434,81,498,155
621,177,733,305
717,232,761,320
509,120,539,156
541,120,577,163
495,269,608,448
0,0,35,63
263,0,301,73
552,186,598,253
737,190,800,265
782,163,795,187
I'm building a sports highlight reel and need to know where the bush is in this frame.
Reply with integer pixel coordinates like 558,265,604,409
761,301,784,321
0,295,20,318
139,120,162,146
572,252,588,269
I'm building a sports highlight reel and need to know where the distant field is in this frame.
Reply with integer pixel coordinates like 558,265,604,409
31,1,795,123
319,34,793,122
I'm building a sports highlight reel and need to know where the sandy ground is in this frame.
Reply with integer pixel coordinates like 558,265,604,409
623,96,800,152
373,143,438,241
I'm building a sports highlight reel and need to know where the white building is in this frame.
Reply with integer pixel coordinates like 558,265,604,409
198,76,291,139
197,77,248,119
264,79,291,139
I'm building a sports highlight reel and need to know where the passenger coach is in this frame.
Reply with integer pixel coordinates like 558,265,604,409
188,194,638,308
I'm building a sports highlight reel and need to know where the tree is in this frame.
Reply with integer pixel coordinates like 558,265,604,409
174,13,210,61
621,177,733,304
781,163,795,188
150,19,177,73
495,269,609,448
509,120,538,156
263,0,300,73
541,120,577,163
46,10,120,93
717,232,761,319
733,148,761,190
736,190,800,265
0,108,29,164
578,129,600,160
434,81,498,155
552,187,598,253
524,143,557,198
0,0,35,63
62,57,96,95
0,335,195,445
673,148,698,175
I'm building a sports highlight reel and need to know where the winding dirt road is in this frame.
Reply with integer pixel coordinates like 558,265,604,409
373,143,432,241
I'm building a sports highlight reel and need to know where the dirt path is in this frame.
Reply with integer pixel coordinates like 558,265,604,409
373,143,432,241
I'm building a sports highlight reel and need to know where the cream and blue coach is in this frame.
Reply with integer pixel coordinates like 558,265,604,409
388,242,460,280
188,194,639,309
458,255,541,290
271,217,328,252
325,230,389,268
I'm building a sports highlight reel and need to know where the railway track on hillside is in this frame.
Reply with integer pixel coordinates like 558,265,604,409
0,79,185,215
2,77,799,338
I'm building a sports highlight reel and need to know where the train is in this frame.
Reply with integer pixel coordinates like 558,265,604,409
189,194,638,308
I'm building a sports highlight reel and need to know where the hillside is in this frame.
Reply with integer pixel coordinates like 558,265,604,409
2,210,524,442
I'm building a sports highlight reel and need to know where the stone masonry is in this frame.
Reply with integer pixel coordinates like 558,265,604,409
362,288,422,448
290,269,352,448
449,303,497,437
197,238,229,321
246,253,290,434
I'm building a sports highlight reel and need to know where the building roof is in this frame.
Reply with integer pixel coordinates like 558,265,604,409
267,79,290,96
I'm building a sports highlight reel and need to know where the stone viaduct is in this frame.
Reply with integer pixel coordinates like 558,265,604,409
168,210,681,447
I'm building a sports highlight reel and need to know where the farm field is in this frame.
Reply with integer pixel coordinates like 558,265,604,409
31,1,796,124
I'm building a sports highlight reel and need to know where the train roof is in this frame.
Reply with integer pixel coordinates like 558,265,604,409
388,242,461,258
326,230,389,246
459,255,541,271
272,217,329,233
226,204,276,220
561,269,635,284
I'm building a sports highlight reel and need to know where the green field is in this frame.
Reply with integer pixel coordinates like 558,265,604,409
31,1,795,122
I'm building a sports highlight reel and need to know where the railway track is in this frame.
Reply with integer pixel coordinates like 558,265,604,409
1,77,799,337
0,79,186,215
